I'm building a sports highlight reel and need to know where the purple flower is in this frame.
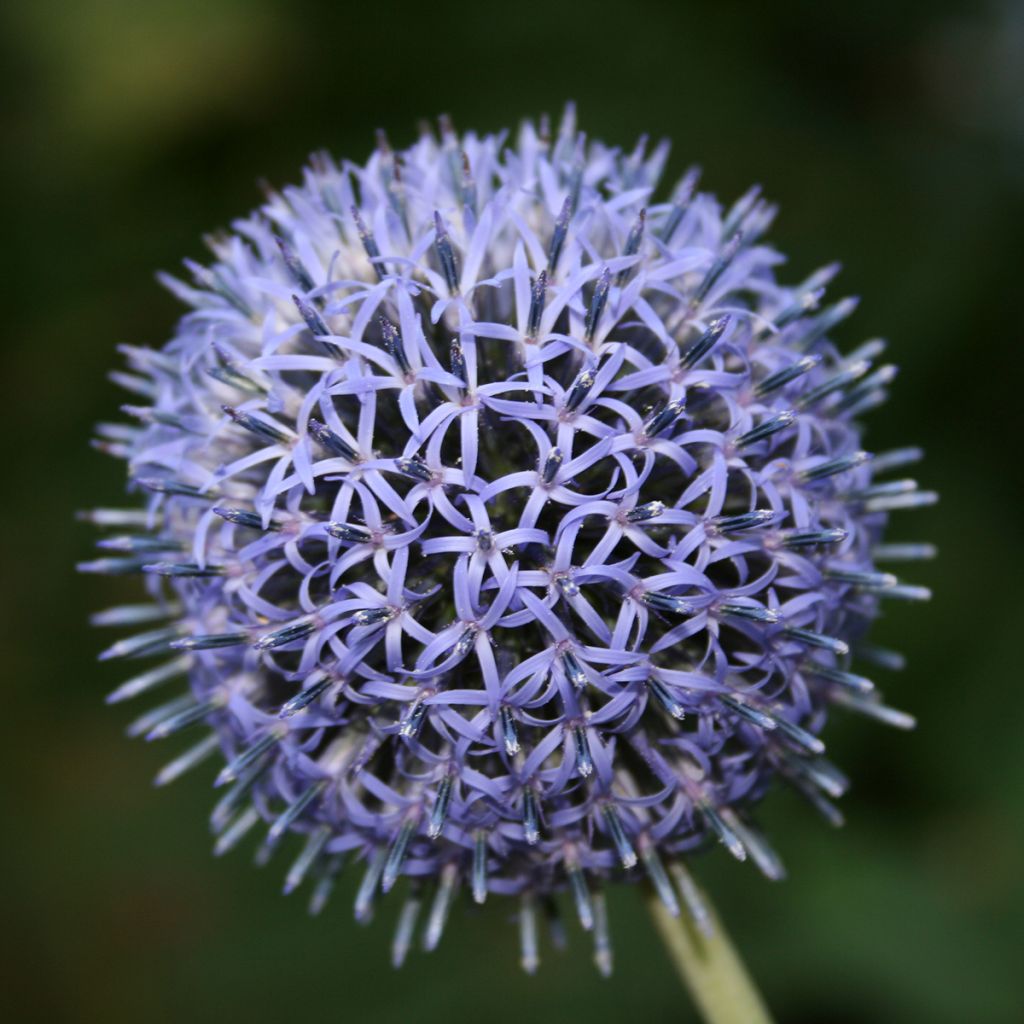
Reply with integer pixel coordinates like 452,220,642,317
81,106,934,973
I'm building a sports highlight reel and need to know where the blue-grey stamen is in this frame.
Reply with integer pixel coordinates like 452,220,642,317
427,774,453,840
146,696,223,741
433,211,459,294
449,339,467,384
292,293,330,340
836,364,898,411
92,602,179,628
353,606,396,627
797,450,871,482
540,446,562,485
803,663,874,693
770,714,825,755
863,490,938,513
602,805,638,869
719,694,777,731
856,643,906,671
284,824,331,895
525,270,547,340
754,355,821,396
784,754,848,799
213,507,282,531
307,854,343,916
643,399,685,438
754,289,824,342
391,890,423,968
722,185,762,237
154,733,220,787
845,478,917,501
824,568,897,589
476,528,494,553
640,843,679,915
735,410,796,448
499,705,519,755
217,730,282,786
795,359,870,409
99,624,182,661
870,544,929,571
268,780,327,845
616,208,646,286
547,197,572,273
519,891,540,974
679,314,730,369
222,405,293,445
701,802,746,860
720,809,786,881
522,788,540,845
647,677,685,719
424,861,458,950
142,565,224,581
779,527,848,548
107,656,190,705
77,507,150,528
379,316,412,376
719,603,780,624
584,267,612,344
564,365,597,413
877,584,932,602
351,206,385,279
307,418,357,461
572,724,594,778
136,477,206,499
641,591,694,616
207,358,267,396
279,674,332,718
399,694,429,738
782,627,850,656
565,158,584,217
711,508,778,532
692,233,742,307
354,848,387,923
327,521,372,543
566,856,594,930
472,830,489,904
659,166,701,243
562,650,588,688
591,891,613,978
275,236,316,293
669,861,713,936
625,500,664,523
78,555,154,575
209,753,268,832
255,620,316,651
452,626,478,660
213,805,261,857
871,446,923,474
829,690,916,729
171,631,250,652
797,296,859,351
121,404,199,433
381,815,417,892
396,455,433,482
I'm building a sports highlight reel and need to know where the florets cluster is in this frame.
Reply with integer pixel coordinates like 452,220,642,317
82,108,934,972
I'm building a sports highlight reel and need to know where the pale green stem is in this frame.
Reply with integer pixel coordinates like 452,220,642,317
647,886,774,1024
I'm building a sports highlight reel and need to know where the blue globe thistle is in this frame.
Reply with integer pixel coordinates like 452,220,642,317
82,107,934,974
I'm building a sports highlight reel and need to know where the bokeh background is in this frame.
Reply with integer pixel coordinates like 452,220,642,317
2,1,1022,1021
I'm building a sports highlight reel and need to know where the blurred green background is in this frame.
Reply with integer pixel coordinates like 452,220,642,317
2,1,1022,1021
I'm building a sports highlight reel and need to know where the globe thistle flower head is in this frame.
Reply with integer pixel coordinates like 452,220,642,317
82,106,934,973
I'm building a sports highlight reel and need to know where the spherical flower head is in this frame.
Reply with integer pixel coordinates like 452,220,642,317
82,106,934,973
